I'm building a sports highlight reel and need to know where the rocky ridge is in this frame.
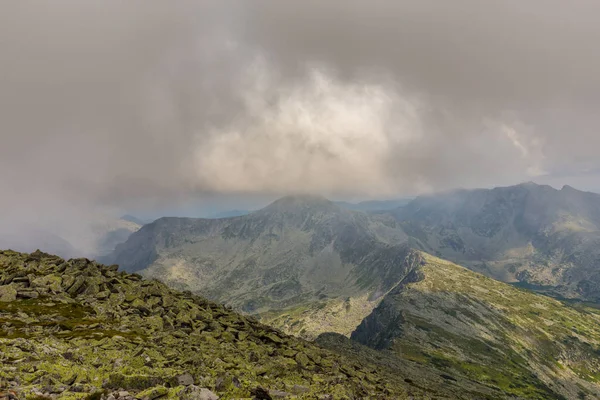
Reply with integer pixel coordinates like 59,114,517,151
0,250,413,399
388,182,600,301
350,251,600,399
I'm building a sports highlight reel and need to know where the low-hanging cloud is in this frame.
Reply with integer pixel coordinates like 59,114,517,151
0,0,599,254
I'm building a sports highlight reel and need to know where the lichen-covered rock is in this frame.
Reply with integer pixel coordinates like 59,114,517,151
0,250,412,399
0,284,16,302
176,373,194,386
179,386,219,400
135,385,168,400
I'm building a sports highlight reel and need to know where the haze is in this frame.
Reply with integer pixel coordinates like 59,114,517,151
1,1,599,254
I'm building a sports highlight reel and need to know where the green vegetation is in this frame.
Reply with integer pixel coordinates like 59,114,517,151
352,252,600,399
0,250,413,399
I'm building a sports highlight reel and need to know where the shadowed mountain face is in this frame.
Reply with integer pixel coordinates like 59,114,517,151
107,195,411,338
389,182,600,301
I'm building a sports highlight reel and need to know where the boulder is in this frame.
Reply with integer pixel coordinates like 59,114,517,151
179,386,219,400
0,285,17,302
176,373,194,386
135,385,168,400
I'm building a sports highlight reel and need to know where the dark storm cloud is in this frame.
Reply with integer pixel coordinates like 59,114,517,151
1,1,599,251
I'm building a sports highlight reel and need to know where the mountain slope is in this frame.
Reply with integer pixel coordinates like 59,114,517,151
390,182,600,301
0,249,420,399
351,251,600,400
106,195,411,339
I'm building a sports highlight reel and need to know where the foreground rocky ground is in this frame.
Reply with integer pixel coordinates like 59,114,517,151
0,250,422,400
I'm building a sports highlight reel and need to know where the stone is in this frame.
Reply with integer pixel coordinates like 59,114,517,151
66,276,86,295
16,290,39,299
198,388,219,400
250,387,272,400
118,391,130,398
263,333,284,344
176,373,194,386
291,385,309,394
269,390,290,398
0,285,17,302
232,376,241,388
214,376,232,392
135,385,168,400
179,386,219,400
294,353,310,368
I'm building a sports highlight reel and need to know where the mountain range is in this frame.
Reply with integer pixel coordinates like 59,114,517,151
6,182,600,398
100,183,600,398
388,182,600,302
105,195,411,340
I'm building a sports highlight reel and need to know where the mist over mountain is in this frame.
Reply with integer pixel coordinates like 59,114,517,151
334,198,413,212
0,229,76,259
3,1,600,398
389,182,600,301
0,216,141,260
3,1,600,255
120,214,151,226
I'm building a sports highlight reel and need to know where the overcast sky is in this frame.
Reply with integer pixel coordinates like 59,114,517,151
1,1,600,249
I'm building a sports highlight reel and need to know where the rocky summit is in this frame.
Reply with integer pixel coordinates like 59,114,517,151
104,195,411,340
0,249,426,400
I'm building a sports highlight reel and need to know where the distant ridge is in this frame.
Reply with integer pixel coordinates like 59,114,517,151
389,181,600,301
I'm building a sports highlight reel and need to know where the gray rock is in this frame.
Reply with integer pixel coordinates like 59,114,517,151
270,390,290,398
118,391,130,398
198,389,219,400
176,373,194,386
0,285,17,302
17,290,39,299
179,386,219,400
107,395,116,400
291,384,309,394
232,376,241,388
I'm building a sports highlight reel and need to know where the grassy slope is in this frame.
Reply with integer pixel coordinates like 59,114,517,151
352,252,600,399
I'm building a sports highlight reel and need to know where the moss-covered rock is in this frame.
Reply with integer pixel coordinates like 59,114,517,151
0,250,413,399
136,386,168,400
0,284,16,302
